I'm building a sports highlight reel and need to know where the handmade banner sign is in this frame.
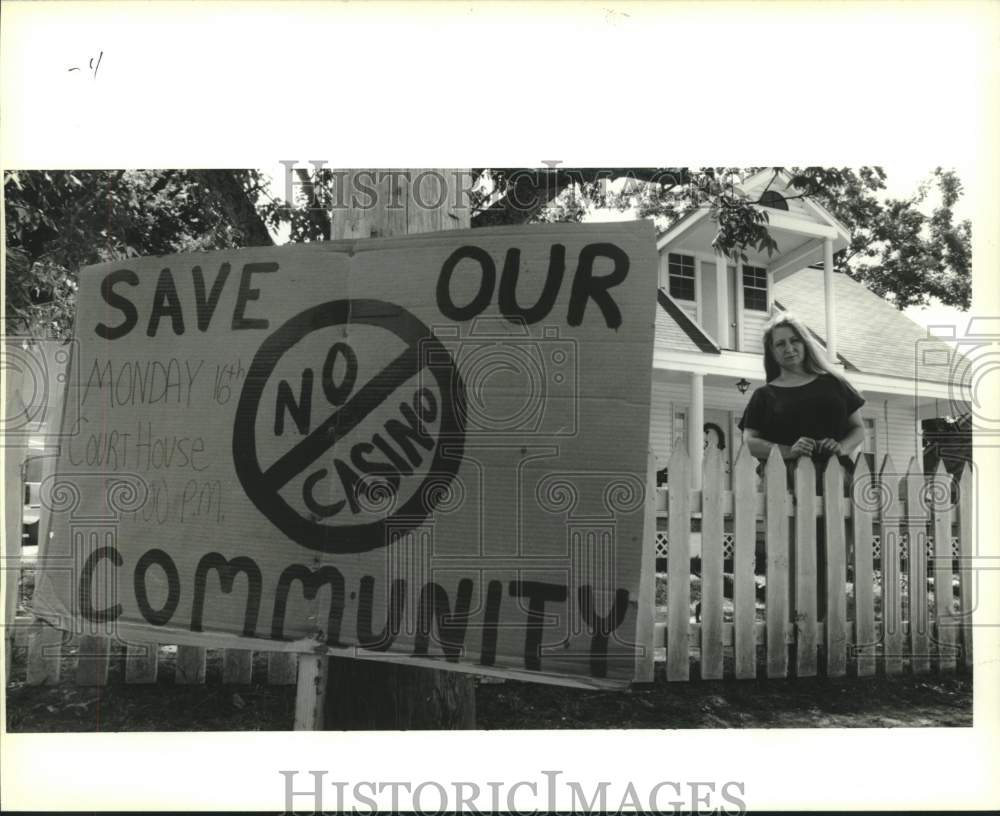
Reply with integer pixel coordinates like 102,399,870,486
32,221,658,689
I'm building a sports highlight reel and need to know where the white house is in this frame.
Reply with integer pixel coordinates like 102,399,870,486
649,169,968,487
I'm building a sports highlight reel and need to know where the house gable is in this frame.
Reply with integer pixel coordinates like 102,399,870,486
773,267,965,385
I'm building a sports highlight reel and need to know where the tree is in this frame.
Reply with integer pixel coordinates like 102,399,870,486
483,165,971,311
4,169,273,338
6,167,971,339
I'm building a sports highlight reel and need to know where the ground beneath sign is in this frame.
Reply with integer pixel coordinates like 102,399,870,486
5,643,971,731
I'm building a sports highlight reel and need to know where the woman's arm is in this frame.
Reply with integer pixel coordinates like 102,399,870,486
816,410,866,457
743,428,814,461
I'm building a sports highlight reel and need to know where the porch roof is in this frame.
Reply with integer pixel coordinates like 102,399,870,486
773,267,967,385
656,288,720,354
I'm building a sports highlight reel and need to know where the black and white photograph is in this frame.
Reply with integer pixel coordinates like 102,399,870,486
2,2,998,814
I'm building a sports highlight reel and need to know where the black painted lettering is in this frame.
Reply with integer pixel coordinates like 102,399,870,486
568,242,629,329
578,585,630,678
321,342,357,406
356,576,407,651
413,579,475,662
302,468,345,518
372,432,414,477
385,401,434,468
191,553,262,637
147,268,186,337
509,580,568,671
478,579,503,667
271,565,346,645
437,246,495,321
192,263,231,331
134,548,181,626
498,244,565,324
333,457,365,513
275,369,313,436
78,545,122,622
413,387,438,423
95,269,139,340
350,441,401,495
232,262,278,330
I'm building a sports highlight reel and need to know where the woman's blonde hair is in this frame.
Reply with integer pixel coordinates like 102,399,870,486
761,312,844,383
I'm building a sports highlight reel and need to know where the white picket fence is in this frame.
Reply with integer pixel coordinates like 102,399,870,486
7,444,973,687
653,444,973,680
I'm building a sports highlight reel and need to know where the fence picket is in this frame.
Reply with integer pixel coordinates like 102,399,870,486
932,461,957,672
794,457,818,678
732,446,757,679
125,642,159,683
958,465,973,670
765,447,789,679
666,446,691,681
26,620,63,685
75,635,110,686
700,446,724,680
905,457,930,674
175,645,206,684
879,455,904,675
823,458,847,677
851,455,876,677
223,649,254,684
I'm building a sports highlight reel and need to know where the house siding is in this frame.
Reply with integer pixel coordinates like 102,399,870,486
651,376,923,477
861,397,922,472
742,310,768,353
650,379,756,467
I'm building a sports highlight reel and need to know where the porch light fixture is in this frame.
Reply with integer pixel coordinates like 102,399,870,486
736,378,751,394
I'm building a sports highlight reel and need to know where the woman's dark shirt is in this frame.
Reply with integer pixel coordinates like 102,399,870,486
738,373,865,458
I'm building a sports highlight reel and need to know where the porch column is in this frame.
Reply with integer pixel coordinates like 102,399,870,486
715,253,729,349
823,237,837,363
689,371,705,488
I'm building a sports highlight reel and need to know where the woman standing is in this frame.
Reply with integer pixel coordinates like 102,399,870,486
739,313,866,471
737,312,866,615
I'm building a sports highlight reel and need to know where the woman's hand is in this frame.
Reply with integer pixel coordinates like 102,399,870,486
789,437,815,458
816,437,843,456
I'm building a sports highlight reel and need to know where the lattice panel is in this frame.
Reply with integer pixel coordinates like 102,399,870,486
655,533,958,561
654,532,735,559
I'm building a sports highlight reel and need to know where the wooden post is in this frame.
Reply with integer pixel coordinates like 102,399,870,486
731,445,757,679
794,456,818,677
958,465,974,670
632,450,658,683
764,446,790,678
905,457,930,674
880,455,904,675
319,169,476,730
932,461,957,671
851,455,876,676
823,458,847,677
665,446,691,681
700,446,724,679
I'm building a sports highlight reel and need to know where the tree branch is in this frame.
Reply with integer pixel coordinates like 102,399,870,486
472,167,689,227
200,170,275,247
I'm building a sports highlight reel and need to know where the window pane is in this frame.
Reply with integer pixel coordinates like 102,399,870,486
668,253,695,301
670,277,695,300
742,265,767,311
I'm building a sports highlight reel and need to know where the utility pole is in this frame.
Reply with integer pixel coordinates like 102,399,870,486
320,169,477,729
